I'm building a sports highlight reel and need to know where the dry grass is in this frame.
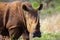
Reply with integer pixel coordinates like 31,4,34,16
40,12,60,33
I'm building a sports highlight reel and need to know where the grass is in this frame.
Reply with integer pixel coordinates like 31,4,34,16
40,32,60,40
18,32,60,40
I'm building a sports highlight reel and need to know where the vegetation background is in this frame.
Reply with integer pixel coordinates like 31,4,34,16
0,0,60,40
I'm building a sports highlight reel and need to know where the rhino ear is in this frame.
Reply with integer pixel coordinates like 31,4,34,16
22,5,29,11
38,4,43,10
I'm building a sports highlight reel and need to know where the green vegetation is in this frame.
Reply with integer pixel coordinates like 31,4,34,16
19,32,60,40
40,32,60,40
11,34,15,40
30,0,60,14
32,1,39,9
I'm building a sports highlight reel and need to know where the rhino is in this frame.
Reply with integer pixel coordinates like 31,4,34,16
0,1,43,40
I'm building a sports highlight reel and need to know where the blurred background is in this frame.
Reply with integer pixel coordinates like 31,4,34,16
0,0,60,40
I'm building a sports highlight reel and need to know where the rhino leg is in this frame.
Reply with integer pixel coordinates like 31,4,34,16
22,30,29,40
8,26,24,40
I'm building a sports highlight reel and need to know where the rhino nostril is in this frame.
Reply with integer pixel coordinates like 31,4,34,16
33,31,41,37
